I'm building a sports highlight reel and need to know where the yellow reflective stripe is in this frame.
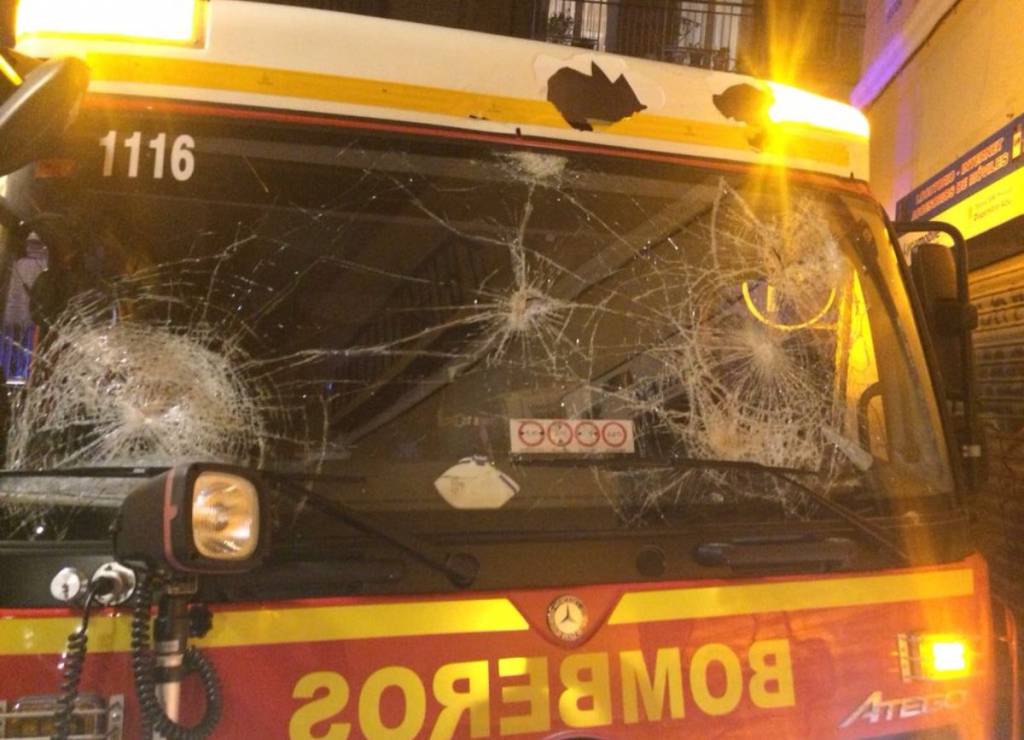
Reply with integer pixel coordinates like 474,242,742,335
82,53,847,167
0,597,528,656
85,52,567,127
0,569,975,655
0,54,23,86
609,568,975,626
192,598,529,649
0,611,132,655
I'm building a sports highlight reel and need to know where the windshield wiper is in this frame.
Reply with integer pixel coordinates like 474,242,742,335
515,456,911,564
695,534,857,572
263,473,479,588
691,459,911,564
0,466,169,478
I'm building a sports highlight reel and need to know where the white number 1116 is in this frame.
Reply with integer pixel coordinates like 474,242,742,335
98,130,195,181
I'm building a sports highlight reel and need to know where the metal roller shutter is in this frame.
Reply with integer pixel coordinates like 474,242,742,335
972,254,1024,607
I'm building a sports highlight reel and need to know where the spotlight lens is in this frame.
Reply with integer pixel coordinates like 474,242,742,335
192,472,259,560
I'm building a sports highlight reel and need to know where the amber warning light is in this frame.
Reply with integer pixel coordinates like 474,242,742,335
765,81,869,138
16,0,204,46
899,633,971,681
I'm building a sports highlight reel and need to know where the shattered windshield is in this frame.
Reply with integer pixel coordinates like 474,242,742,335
0,110,952,540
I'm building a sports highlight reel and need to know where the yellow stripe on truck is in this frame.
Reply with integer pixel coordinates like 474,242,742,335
609,568,975,625
0,610,134,656
193,598,530,649
0,597,529,656
85,53,570,129
0,568,975,656
82,53,848,167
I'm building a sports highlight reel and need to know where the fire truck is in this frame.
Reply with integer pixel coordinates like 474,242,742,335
0,0,1013,737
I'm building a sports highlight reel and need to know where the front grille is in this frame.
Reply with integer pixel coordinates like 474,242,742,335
0,694,123,739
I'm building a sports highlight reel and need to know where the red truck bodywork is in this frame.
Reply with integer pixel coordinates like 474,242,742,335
0,555,994,738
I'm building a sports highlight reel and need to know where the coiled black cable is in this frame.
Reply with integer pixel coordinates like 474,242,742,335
51,585,102,740
130,570,222,740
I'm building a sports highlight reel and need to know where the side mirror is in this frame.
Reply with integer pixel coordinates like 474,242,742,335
908,243,977,396
895,220,983,488
114,463,270,574
0,55,90,177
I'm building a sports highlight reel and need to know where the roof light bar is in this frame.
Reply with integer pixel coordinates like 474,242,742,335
766,81,869,138
16,0,204,46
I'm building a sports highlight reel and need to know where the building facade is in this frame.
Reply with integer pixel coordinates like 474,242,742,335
256,0,864,96
857,0,1024,608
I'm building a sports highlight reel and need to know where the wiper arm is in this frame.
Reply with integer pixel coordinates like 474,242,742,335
684,457,911,565
782,481,909,564
0,467,368,481
515,455,911,564
695,534,857,572
264,473,479,588
0,466,170,478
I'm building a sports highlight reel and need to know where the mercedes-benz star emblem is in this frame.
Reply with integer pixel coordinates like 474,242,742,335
546,595,588,642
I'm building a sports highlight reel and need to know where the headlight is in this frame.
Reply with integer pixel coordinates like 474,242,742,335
115,463,268,574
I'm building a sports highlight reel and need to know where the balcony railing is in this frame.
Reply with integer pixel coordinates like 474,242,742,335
536,0,756,72
249,0,864,86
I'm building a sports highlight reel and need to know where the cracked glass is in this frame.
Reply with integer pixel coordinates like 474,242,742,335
0,112,953,541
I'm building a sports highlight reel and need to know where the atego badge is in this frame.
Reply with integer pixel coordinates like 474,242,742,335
547,595,588,642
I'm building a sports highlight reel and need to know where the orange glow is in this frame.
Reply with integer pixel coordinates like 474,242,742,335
0,54,22,86
900,632,973,681
919,635,970,679
16,0,203,45
766,82,870,138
